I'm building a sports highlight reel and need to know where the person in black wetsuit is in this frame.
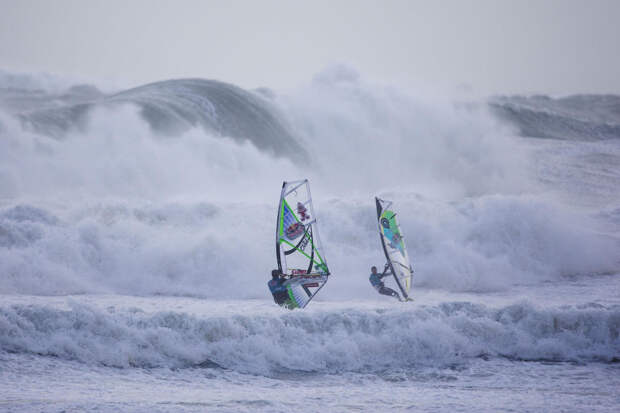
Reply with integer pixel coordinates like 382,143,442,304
268,269,291,306
369,264,402,301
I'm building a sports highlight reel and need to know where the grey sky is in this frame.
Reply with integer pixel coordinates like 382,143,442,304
1,0,619,94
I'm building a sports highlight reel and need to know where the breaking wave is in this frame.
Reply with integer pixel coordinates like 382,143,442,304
2,76,305,162
489,94,620,141
0,67,618,297
1,302,618,373
0,194,616,297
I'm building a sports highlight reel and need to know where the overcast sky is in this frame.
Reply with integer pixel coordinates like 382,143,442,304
1,0,619,95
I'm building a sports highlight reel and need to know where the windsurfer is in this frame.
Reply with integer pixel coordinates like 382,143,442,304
369,264,402,301
268,269,293,307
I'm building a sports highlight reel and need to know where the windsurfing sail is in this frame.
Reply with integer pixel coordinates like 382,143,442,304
376,197,413,299
276,179,330,308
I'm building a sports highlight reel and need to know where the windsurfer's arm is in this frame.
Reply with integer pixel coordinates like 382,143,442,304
380,263,392,277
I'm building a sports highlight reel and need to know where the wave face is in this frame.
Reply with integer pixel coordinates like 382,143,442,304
0,67,618,297
3,76,305,162
489,94,620,141
1,302,618,373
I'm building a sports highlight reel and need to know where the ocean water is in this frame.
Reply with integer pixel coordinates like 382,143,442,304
0,67,619,412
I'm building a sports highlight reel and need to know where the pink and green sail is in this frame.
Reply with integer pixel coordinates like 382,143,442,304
275,180,329,308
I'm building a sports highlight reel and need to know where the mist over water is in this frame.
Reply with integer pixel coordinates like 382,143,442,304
0,66,618,298
1,66,620,413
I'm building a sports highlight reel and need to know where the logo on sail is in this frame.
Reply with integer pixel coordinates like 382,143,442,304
286,222,305,240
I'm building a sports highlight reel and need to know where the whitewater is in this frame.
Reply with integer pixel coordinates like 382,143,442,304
0,67,619,412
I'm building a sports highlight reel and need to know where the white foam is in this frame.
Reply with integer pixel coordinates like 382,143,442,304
0,68,618,297
0,301,617,373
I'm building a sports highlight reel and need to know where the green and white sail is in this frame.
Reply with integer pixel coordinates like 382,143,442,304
376,197,413,299
276,179,330,308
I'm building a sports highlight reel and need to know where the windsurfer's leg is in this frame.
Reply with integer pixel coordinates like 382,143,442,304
379,286,401,301
274,291,290,306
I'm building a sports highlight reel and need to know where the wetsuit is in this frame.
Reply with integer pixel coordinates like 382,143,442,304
268,277,290,306
369,267,401,301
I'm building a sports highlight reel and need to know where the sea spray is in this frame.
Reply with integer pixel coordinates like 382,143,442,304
0,68,618,297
